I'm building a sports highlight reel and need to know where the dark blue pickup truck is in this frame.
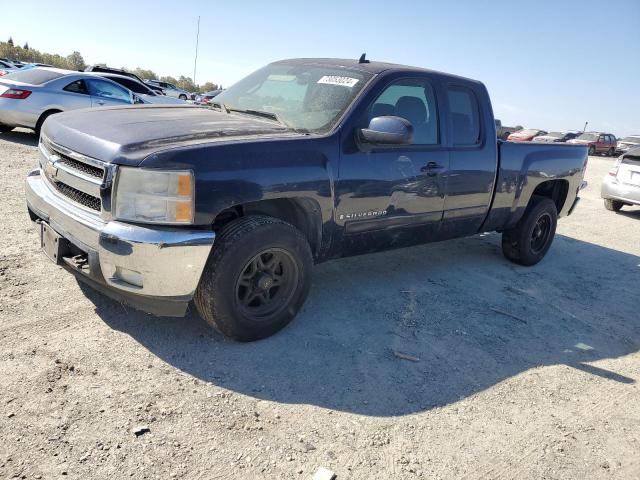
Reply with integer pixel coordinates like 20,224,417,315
25,57,588,341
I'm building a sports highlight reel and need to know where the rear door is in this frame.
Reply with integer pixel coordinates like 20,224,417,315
86,78,132,107
441,82,498,236
597,134,607,153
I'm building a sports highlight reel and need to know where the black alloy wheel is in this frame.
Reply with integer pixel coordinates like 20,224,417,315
234,248,298,320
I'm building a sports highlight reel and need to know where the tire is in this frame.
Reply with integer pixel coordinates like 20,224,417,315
502,196,558,266
35,110,61,136
0,123,14,133
179,94,187,100
604,199,623,212
588,145,595,156
194,215,313,341
608,147,615,157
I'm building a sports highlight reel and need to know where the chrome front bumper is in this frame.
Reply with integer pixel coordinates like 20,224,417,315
601,175,640,206
25,169,215,316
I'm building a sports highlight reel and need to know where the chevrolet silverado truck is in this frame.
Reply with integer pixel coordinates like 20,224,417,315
25,57,588,341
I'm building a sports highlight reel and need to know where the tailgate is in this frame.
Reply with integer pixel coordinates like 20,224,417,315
617,155,640,186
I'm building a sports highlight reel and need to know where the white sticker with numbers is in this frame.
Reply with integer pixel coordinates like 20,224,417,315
317,76,359,88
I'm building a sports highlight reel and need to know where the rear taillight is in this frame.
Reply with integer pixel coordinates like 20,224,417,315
0,70,8,76
0,89,32,99
608,158,622,176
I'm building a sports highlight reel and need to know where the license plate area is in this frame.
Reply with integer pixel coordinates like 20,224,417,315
40,222,70,264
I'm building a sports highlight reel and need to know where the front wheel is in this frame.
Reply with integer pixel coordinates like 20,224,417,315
608,147,615,157
194,215,313,341
604,199,624,211
179,94,187,100
588,145,595,156
502,196,558,266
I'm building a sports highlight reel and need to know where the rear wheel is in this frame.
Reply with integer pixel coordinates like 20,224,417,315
194,215,313,341
502,196,558,266
179,94,187,100
604,199,624,212
607,147,615,157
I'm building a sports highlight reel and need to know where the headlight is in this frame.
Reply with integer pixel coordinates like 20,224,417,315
114,167,194,224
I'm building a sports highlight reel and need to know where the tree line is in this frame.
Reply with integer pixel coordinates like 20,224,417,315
1,38,221,93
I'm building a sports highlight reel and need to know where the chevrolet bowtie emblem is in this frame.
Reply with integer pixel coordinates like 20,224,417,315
45,161,58,180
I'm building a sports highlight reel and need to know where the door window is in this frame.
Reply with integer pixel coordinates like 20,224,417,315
370,78,439,145
87,79,131,102
63,80,89,95
447,85,481,145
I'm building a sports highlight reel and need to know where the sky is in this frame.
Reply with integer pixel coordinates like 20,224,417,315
2,0,639,136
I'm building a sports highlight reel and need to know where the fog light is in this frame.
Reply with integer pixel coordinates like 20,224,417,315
114,267,143,288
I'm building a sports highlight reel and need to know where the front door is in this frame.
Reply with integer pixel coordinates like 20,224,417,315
336,76,449,253
86,78,132,107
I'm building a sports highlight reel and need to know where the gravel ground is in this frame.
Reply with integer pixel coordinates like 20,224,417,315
1,128,639,480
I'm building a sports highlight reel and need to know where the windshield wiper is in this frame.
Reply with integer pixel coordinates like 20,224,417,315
209,103,309,133
210,102,230,113
227,107,284,124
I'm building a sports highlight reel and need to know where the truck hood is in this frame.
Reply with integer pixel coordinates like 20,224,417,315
42,105,304,166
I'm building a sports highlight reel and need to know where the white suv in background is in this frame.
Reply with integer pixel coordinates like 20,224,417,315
144,80,190,100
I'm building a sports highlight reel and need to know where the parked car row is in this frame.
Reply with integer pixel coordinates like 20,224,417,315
501,127,624,157
0,67,188,134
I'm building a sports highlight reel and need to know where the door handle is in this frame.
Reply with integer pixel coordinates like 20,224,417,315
96,100,105,106
421,162,444,176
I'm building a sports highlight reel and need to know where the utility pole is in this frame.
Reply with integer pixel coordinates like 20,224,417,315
583,121,588,132
193,16,200,86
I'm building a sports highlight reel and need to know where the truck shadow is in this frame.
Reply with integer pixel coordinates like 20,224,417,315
83,233,640,417
0,129,38,147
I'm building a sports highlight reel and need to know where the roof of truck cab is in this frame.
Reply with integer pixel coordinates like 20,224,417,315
272,58,483,84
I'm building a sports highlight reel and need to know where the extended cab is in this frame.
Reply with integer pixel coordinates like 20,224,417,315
25,58,589,341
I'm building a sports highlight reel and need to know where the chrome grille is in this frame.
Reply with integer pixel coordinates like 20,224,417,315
49,180,101,211
57,154,104,180
39,136,112,215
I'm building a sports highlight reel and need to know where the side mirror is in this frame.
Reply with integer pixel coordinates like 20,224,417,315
131,93,144,105
358,116,413,146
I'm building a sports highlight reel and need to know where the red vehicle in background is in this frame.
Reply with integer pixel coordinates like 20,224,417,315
567,132,617,156
507,128,548,142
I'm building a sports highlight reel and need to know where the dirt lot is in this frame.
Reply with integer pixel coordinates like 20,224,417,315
1,128,639,480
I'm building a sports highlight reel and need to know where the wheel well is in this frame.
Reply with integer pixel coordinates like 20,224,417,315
532,180,569,213
36,109,62,130
212,198,323,257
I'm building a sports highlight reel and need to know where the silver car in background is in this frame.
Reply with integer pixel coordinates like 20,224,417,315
0,67,136,134
615,135,640,155
89,73,186,105
601,146,640,211
144,79,190,100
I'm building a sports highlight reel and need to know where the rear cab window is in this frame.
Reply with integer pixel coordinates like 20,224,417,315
447,85,481,146
2,68,65,85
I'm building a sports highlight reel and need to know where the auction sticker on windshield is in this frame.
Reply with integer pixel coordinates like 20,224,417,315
317,76,359,88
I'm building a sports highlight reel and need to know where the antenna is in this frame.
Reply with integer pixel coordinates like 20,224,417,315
193,16,201,86
359,53,369,64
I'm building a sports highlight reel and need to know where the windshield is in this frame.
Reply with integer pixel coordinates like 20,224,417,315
212,63,373,132
621,136,640,144
2,68,65,85
577,133,598,141
546,132,564,138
